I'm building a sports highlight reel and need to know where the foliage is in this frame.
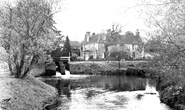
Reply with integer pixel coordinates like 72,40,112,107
70,41,80,56
50,47,63,58
140,0,185,109
0,0,62,78
50,36,64,58
89,55,94,60
62,36,71,56
70,53,78,61
144,36,164,53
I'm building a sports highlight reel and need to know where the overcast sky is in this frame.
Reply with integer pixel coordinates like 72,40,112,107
2,0,149,42
54,0,148,42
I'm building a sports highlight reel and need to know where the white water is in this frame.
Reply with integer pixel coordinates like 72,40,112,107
55,70,92,80
55,70,71,78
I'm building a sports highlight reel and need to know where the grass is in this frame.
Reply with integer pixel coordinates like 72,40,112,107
0,75,57,110
70,61,146,71
0,47,58,110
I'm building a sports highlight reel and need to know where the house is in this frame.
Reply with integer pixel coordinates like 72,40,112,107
80,29,144,60
120,29,144,59
81,32,106,60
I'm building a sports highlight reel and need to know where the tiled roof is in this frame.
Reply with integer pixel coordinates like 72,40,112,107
81,32,143,45
81,33,106,45
121,34,143,44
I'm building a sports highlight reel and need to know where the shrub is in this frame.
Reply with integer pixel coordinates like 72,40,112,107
71,54,78,61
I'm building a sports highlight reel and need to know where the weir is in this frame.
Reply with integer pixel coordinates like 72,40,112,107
52,56,71,75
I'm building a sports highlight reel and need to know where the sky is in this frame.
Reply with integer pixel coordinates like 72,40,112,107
1,0,149,42
54,0,148,42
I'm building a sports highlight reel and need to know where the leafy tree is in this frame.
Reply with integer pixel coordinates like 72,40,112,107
0,0,62,78
70,41,80,56
62,36,71,56
50,36,64,58
50,47,63,58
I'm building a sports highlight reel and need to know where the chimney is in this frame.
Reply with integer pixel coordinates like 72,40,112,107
85,32,90,42
136,29,140,36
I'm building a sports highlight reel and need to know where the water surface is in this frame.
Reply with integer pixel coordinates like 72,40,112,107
41,75,171,110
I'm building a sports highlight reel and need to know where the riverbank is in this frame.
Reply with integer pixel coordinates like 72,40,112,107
156,72,185,110
0,73,57,110
70,61,185,109
69,61,156,77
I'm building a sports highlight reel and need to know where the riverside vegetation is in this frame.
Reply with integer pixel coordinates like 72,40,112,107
0,0,62,109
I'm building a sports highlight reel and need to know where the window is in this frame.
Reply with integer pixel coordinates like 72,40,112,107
132,44,134,50
132,52,135,58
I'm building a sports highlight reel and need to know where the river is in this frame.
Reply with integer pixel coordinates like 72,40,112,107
40,75,171,110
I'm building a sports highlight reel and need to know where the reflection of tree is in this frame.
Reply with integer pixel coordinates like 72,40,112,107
105,83,110,89
63,81,71,97
56,80,71,97
56,80,62,96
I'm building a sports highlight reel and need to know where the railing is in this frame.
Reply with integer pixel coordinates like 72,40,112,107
52,56,71,62
60,57,71,62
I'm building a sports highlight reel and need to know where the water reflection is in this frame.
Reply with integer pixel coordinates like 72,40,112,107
42,75,171,110
43,76,146,93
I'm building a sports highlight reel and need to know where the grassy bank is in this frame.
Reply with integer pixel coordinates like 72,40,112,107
0,74,57,110
69,61,155,77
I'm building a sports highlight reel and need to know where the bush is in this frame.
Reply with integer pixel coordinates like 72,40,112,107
77,57,84,61
71,54,78,61
156,70,185,110
89,55,93,60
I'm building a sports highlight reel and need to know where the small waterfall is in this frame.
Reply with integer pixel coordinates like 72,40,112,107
55,69,70,78
65,69,71,76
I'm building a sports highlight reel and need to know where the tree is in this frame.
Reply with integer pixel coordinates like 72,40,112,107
62,36,71,56
141,0,185,73
50,36,64,58
70,41,80,56
105,23,123,58
144,35,163,53
0,0,62,78
141,1,185,108
50,47,63,58
108,45,129,69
